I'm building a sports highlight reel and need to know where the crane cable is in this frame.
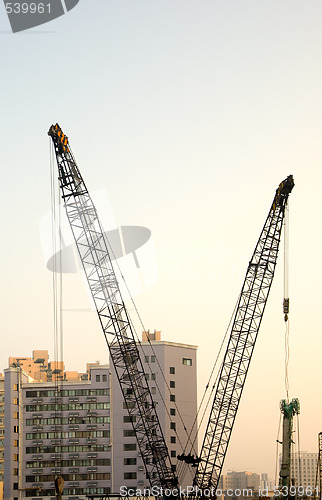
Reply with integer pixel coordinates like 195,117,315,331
283,201,290,401
108,223,240,483
275,412,282,487
98,200,241,483
58,145,191,485
297,413,302,490
95,214,193,483
97,208,239,484
50,141,65,492
177,296,240,482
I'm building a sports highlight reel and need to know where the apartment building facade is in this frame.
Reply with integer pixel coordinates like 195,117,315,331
4,335,197,499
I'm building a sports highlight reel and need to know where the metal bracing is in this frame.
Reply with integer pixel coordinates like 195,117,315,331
48,124,177,489
193,175,294,490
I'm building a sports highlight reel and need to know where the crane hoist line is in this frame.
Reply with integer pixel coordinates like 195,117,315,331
48,123,294,494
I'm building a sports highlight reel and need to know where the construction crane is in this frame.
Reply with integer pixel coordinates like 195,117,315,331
190,174,294,491
48,123,294,493
48,124,177,490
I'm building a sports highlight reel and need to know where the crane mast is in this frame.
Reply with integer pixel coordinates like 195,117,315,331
48,124,177,490
279,398,300,493
193,175,294,490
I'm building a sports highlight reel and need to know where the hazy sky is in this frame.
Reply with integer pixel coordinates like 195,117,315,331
1,0,322,482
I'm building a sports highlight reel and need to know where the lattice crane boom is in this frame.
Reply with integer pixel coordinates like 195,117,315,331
48,124,177,489
193,175,295,490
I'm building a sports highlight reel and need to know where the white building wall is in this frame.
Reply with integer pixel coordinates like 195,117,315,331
111,340,198,493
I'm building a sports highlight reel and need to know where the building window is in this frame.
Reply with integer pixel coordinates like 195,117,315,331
171,450,176,458
145,356,149,363
145,373,149,381
123,416,136,423
14,454,18,461
170,394,175,402
13,384,18,391
96,375,100,382
170,422,176,431
151,387,156,395
124,443,136,451
170,437,176,444
13,412,18,419
170,367,175,374
170,381,175,388
102,374,107,382
170,408,176,416
151,373,156,380
13,426,18,433
124,472,137,480
182,358,192,366
13,483,18,490
13,398,18,405
124,458,137,465
151,356,156,363
123,430,135,437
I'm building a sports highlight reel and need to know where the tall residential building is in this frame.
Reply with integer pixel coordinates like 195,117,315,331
4,334,197,499
112,333,198,492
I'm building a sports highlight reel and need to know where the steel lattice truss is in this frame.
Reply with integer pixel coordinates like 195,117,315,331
48,124,177,489
194,175,294,490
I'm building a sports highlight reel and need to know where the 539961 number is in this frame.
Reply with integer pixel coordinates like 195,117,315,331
5,3,51,14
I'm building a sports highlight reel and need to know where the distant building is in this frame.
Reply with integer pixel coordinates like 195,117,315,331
279,452,318,489
4,333,198,499
9,350,49,382
260,473,269,491
142,329,161,341
259,473,275,492
219,471,260,499
8,350,91,383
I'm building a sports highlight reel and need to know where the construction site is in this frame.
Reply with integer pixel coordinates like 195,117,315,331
2,124,320,500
